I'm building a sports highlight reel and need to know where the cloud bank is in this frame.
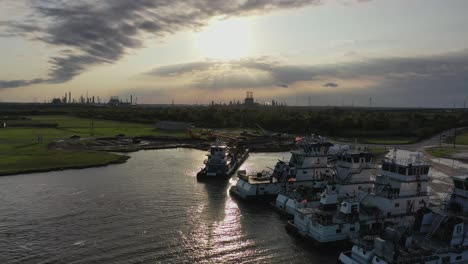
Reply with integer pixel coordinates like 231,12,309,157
0,0,328,88
144,50,468,106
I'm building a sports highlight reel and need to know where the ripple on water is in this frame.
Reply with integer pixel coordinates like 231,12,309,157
0,149,337,263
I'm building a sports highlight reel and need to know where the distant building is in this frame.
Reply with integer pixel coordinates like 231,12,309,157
244,91,256,106
108,96,131,107
155,121,193,131
108,96,121,106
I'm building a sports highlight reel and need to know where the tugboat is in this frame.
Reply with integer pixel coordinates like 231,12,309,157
338,174,468,264
196,141,249,181
229,137,335,200
287,152,431,246
272,148,375,218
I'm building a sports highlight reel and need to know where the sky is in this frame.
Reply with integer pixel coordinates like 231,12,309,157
0,0,467,107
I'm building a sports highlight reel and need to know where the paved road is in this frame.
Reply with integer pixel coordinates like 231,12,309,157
352,127,468,152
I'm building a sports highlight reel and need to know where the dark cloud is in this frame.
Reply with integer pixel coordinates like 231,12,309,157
322,82,338,87
146,51,468,86
0,0,325,88
147,62,218,77
145,50,468,106
0,78,44,89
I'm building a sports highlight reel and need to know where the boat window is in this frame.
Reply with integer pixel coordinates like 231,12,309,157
350,227,355,231
424,167,430,174
454,180,463,189
336,229,341,233
456,256,462,261
365,156,371,162
408,168,415,176
394,203,399,207
390,164,397,173
382,163,389,171
290,154,296,164
398,167,406,175
347,157,352,162
353,156,360,163
464,182,468,190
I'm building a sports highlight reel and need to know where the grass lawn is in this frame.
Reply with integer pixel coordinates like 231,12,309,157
426,147,459,158
367,147,390,158
27,115,186,138
362,138,416,145
0,115,187,175
0,144,126,176
455,132,468,145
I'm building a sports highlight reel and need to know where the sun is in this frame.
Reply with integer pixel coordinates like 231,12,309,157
195,18,253,60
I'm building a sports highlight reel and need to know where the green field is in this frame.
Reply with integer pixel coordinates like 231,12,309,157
367,147,389,158
426,147,459,158
362,138,416,145
0,115,186,175
455,132,468,145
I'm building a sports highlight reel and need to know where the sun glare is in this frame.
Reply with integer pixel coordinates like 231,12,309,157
195,18,253,60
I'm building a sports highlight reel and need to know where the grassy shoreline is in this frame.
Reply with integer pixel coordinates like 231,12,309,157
0,153,129,176
0,115,162,176
0,114,422,176
425,147,459,158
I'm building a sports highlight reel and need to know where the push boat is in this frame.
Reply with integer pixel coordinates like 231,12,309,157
272,148,375,218
338,174,468,264
287,153,432,247
229,137,335,200
196,141,249,181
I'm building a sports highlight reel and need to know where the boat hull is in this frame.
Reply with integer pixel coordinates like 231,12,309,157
197,150,249,181
286,220,351,249
229,186,278,200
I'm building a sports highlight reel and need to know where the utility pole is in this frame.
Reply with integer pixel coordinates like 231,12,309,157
453,128,456,149
90,107,95,137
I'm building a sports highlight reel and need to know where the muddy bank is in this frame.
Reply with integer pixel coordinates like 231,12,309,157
51,136,295,153
0,155,129,177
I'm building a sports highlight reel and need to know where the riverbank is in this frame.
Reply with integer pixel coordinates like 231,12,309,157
0,115,177,176
0,114,456,177
0,139,130,176
0,151,129,176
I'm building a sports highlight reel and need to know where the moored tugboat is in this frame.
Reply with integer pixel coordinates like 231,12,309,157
272,148,375,218
287,152,432,247
229,137,335,200
338,174,468,264
197,141,249,181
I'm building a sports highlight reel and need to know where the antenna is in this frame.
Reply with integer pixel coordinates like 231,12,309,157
90,107,95,136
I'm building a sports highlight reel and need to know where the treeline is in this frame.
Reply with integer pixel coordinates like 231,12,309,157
75,106,467,140
1,104,466,140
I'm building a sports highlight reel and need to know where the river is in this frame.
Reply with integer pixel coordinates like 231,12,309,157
0,149,338,263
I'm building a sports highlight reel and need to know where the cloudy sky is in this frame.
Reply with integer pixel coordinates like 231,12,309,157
0,0,467,107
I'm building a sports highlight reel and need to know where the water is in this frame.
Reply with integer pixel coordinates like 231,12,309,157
0,149,337,263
